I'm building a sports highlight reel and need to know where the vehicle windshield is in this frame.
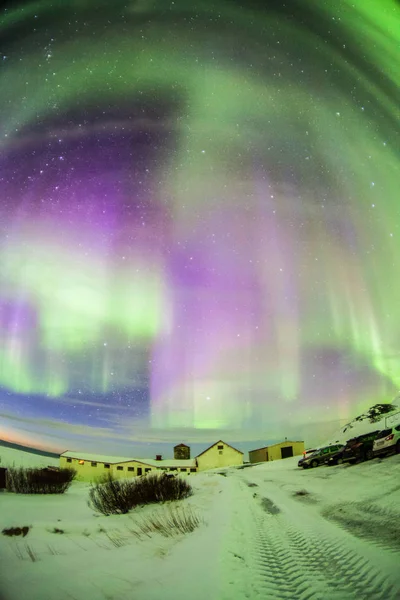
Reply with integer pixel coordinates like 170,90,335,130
308,450,320,457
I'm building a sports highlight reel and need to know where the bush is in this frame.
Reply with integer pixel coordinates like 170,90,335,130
94,471,116,485
2,526,30,537
89,472,193,516
6,467,76,494
88,473,134,515
129,472,193,505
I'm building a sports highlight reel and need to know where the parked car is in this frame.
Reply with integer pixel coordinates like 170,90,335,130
298,444,344,468
301,448,317,459
327,431,381,465
372,425,400,457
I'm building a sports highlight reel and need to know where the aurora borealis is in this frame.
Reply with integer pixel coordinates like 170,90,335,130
0,0,399,454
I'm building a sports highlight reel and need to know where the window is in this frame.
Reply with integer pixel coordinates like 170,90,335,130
127,467,134,472
91,462,97,467
117,466,123,471
217,445,223,450
190,468,196,472
104,464,110,469
78,460,84,465
66,458,72,463
169,467,177,471
145,468,151,473
180,468,187,472
377,429,391,439
219,451,223,455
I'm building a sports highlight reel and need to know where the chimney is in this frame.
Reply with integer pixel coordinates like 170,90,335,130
155,454,162,461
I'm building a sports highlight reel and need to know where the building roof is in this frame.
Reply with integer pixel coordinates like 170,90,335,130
195,440,243,458
249,440,304,452
137,458,196,468
174,443,190,448
60,451,196,468
61,451,138,463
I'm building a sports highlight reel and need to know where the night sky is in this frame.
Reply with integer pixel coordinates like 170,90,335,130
0,0,399,456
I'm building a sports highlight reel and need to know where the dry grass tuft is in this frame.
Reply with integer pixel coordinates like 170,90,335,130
52,527,65,534
129,504,203,539
2,526,30,537
294,489,310,496
10,542,38,562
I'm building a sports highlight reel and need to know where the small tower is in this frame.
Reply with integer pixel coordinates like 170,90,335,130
174,443,190,460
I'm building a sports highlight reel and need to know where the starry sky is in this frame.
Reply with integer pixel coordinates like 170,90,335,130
0,0,399,457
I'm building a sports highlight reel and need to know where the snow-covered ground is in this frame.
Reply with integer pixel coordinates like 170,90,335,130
1,449,399,600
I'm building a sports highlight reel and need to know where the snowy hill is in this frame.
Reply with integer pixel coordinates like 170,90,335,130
0,444,59,469
323,408,400,447
0,439,59,458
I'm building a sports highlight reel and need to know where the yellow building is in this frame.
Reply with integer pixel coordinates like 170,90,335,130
249,440,305,463
195,440,243,471
60,451,197,482
60,440,244,481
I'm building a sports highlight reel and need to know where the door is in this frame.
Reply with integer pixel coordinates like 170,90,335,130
0,468,6,489
281,446,293,459
137,467,142,476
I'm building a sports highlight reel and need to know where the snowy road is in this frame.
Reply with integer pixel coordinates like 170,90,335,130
217,462,400,600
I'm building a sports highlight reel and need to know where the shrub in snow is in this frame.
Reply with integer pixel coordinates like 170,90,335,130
2,526,30,537
94,471,116,485
129,472,193,505
89,472,193,516
6,467,76,494
88,473,134,515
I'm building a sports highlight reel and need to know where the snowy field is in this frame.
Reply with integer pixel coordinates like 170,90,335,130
0,449,399,600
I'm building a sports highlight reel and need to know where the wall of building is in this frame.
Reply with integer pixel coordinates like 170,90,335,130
196,442,243,471
60,456,156,481
249,441,305,463
268,441,304,461
110,460,156,479
249,448,269,463
60,456,196,481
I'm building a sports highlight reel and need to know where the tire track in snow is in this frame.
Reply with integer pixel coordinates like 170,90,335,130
241,480,400,600
321,501,400,552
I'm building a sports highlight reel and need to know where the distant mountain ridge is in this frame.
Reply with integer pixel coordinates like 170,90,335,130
0,439,60,458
